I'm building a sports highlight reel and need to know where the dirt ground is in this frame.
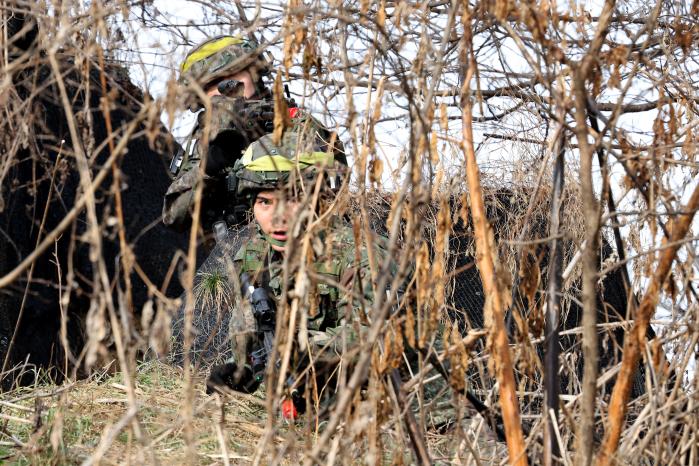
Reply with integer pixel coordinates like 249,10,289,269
0,360,508,465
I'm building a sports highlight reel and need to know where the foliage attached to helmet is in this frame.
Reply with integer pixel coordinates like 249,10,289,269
180,35,271,108
234,129,346,202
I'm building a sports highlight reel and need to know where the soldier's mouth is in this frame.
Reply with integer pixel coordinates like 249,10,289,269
271,231,287,241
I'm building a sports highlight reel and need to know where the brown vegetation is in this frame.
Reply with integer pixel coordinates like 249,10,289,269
2,1,698,465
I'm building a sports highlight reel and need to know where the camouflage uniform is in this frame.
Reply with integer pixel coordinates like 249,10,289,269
163,97,271,231
226,222,391,383
225,226,463,429
163,105,343,231
164,35,272,231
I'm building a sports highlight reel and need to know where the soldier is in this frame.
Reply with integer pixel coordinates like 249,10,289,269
202,127,395,417
194,130,493,446
164,35,270,235
164,35,343,241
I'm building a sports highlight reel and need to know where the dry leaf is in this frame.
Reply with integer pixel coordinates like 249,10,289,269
369,156,383,185
272,74,290,144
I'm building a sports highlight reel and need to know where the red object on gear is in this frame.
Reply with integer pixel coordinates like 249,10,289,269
281,398,298,420
288,107,301,119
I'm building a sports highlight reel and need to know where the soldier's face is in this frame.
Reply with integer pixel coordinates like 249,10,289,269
206,70,256,98
253,190,301,253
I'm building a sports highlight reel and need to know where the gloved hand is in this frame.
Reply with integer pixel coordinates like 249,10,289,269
205,362,260,395
205,97,270,142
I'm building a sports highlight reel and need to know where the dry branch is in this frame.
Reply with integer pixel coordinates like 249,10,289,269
461,6,527,465
596,181,699,466
572,2,618,463
462,96,528,466
544,110,566,466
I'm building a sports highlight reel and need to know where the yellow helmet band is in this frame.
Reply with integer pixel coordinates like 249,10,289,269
181,36,245,73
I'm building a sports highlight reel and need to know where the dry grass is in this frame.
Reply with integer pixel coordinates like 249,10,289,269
0,361,275,465
0,360,512,465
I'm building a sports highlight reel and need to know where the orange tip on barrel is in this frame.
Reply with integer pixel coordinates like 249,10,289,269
281,398,298,420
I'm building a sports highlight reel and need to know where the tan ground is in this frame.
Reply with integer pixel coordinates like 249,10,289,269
1,361,287,465
0,360,508,465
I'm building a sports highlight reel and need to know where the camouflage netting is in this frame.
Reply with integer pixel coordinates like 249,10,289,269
0,13,188,385
169,224,253,368
168,183,641,405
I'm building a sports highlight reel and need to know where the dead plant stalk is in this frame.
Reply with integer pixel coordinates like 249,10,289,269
571,2,618,463
460,8,527,464
596,181,699,466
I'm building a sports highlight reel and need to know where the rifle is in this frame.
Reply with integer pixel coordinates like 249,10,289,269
169,90,293,177
206,271,277,395
240,272,276,386
207,86,301,234
239,273,305,419
217,79,297,133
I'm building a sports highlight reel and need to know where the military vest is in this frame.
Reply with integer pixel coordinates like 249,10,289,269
232,228,360,333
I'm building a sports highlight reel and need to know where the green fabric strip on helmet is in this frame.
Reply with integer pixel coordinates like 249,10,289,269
181,36,245,72
241,151,334,172
234,128,342,198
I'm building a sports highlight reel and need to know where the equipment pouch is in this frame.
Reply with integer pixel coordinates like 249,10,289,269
170,147,185,175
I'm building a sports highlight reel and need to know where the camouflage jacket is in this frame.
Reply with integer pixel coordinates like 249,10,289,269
163,96,271,231
162,98,344,232
226,222,394,372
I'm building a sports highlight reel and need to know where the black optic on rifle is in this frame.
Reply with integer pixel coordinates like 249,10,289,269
240,273,276,331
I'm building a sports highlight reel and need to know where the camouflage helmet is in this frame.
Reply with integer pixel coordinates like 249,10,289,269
234,128,345,201
179,35,271,90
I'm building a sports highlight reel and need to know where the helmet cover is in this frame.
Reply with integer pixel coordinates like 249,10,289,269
180,35,271,90
234,129,341,200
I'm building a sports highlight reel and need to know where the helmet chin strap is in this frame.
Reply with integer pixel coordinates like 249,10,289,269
256,223,286,248
262,234,286,248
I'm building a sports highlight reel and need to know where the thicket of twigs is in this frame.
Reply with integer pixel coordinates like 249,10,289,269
1,0,698,465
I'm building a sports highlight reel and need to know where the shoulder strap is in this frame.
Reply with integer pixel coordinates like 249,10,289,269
235,234,274,289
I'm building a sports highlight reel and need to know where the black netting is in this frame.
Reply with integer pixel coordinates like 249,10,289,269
168,190,645,399
169,224,253,369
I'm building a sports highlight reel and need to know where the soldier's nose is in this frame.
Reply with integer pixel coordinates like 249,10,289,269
276,200,293,220
272,211,288,228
